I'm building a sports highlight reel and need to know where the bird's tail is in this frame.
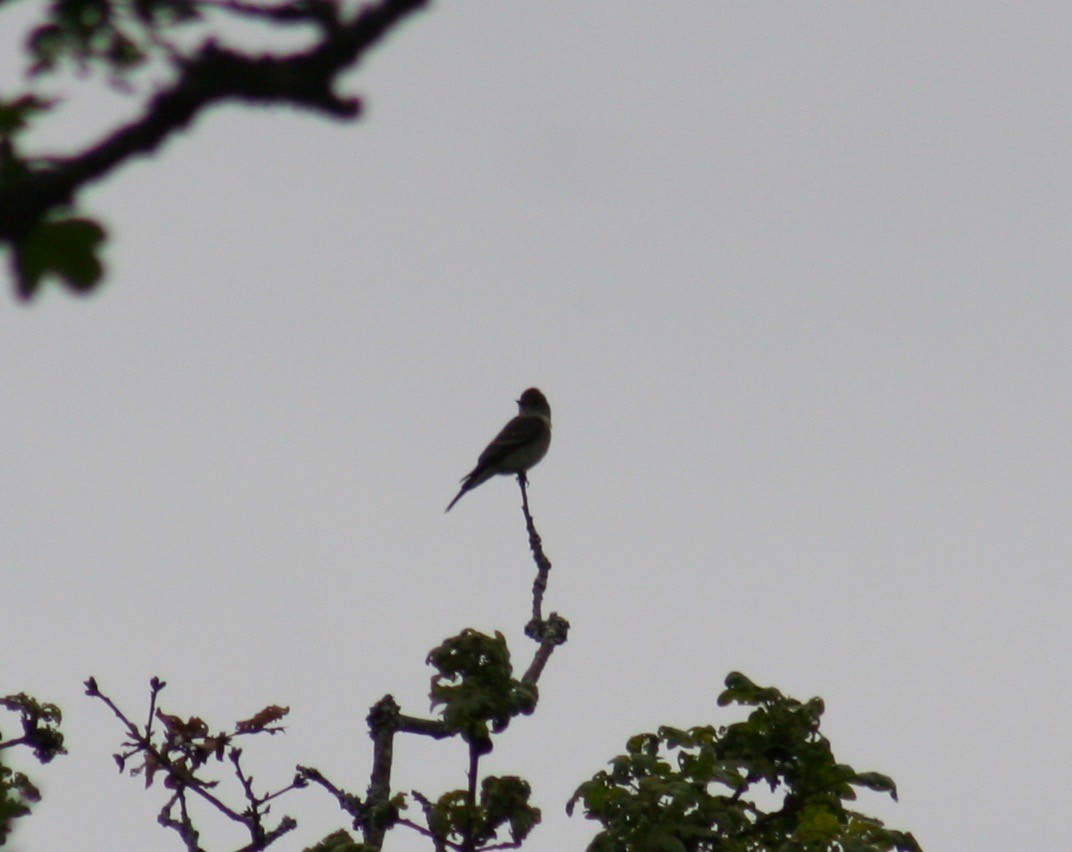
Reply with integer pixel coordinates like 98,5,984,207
445,481,470,512
443,473,478,512
445,466,492,512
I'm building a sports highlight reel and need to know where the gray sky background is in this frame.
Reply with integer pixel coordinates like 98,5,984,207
3,3,1071,849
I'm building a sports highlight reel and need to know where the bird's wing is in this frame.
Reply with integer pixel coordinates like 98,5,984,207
476,414,547,468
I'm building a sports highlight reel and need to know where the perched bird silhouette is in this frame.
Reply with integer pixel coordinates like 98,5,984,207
446,388,552,511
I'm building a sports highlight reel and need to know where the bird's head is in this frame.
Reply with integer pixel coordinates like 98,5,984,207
517,387,550,417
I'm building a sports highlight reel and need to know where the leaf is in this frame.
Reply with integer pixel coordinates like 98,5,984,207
236,704,290,733
14,217,107,299
0,95,56,138
574,673,917,850
718,671,783,706
851,771,899,800
303,828,371,852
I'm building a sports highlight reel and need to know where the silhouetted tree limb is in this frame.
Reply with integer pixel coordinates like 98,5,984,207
0,0,429,298
86,676,300,851
517,473,570,684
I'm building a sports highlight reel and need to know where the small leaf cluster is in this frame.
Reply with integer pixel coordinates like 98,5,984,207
0,693,67,765
0,96,55,140
427,629,538,752
0,691,66,845
301,627,549,850
302,828,379,851
0,759,40,847
420,775,541,849
12,216,106,297
27,0,199,78
568,672,921,852
0,92,109,299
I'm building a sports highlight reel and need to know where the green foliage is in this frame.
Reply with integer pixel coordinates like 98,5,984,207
1,1,203,301
421,775,541,849
27,0,199,77
0,95,55,141
0,694,67,764
0,95,109,302
12,216,107,298
0,760,39,847
0,111,107,299
303,829,376,852
413,632,543,847
0,693,66,846
568,672,921,852
427,629,538,751
1,0,427,300
481,774,541,843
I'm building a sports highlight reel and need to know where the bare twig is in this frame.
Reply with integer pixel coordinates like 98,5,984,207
158,789,205,852
145,676,164,742
515,473,569,686
462,742,480,852
408,794,451,852
88,677,300,850
517,472,552,623
295,766,364,823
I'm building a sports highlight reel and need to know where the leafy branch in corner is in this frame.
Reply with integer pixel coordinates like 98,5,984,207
568,672,923,852
0,691,67,845
0,0,429,300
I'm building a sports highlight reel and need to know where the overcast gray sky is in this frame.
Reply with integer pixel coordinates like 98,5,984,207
3,2,1071,849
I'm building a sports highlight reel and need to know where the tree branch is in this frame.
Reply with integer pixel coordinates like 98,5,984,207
0,0,429,261
363,693,399,848
88,677,299,850
517,473,552,623
521,612,569,685
516,473,569,685
462,742,479,852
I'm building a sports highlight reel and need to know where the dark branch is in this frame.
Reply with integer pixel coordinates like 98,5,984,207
295,766,364,824
363,693,399,847
89,677,300,850
407,795,452,852
158,789,205,852
463,742,480,852
397,713,454,739
522,612,569,685
195,0,341,26
0,0,429,257
517,472,552,623
515,473,569,685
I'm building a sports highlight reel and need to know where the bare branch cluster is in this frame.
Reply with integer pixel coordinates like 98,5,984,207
84,676,301,851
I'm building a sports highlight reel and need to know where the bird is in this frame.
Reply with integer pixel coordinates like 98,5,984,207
446,388,552,511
